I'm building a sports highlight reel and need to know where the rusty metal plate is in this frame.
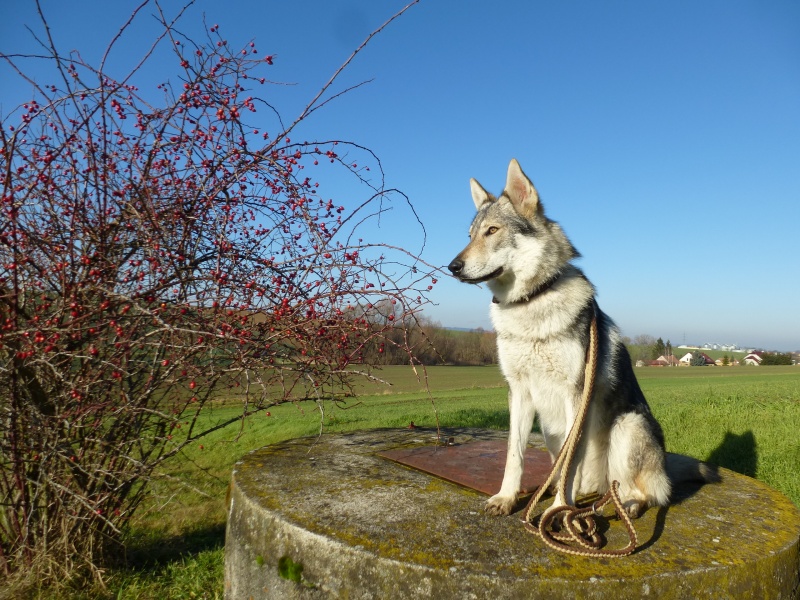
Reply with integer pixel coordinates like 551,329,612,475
378,440,552,496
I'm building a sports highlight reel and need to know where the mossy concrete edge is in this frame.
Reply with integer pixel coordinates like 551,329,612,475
224,428,800,599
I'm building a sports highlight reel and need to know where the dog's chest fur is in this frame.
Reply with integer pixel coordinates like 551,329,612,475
490,270,596,416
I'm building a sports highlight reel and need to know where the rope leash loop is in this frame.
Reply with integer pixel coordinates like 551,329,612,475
522,301,638,558
526,481,638,557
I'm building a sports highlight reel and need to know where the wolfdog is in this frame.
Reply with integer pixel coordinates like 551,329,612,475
448,159,714,518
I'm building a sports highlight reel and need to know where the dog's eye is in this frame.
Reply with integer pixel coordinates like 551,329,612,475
486,226,498,235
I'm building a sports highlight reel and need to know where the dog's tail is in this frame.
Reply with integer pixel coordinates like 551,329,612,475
666,452,721,484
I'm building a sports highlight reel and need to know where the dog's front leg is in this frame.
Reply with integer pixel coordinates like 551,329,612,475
486,386,535,516
550,396,582,509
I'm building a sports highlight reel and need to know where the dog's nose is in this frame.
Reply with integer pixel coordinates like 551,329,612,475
448,259,464,275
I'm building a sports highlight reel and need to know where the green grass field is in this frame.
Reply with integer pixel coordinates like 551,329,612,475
24,365,800,599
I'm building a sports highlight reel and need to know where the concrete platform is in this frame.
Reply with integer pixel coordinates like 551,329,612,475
224,428,800,599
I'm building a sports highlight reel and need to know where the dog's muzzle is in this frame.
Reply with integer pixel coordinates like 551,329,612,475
448,259,503,283
447,258,465,276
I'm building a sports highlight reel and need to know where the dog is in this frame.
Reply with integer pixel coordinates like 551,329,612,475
448,159,715,518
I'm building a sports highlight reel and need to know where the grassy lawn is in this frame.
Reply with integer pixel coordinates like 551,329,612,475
22,365,800,599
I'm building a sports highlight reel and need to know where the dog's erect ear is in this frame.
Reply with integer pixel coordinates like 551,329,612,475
505,159,541,217
470,178,493,210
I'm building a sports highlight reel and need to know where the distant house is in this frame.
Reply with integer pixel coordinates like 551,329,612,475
700,352,716,365
653,354,679,366
743,352,764,366
714,356,740,366
679,351,715,366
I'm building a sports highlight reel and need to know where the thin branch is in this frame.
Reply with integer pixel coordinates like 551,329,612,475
271,0,420,148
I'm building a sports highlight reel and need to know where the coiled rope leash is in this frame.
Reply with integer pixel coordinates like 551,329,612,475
522,300,638,557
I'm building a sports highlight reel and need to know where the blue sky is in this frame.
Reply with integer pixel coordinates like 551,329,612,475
2,1,798,351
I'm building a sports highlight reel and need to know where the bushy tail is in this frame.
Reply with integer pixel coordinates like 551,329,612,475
666,452,721,484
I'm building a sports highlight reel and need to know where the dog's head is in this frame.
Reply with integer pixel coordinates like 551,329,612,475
448,159,579,292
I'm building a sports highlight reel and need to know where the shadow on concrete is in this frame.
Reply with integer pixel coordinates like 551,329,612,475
511,450,724,554
511,492,671,555
636,437,754,553
639,452,727,551
705,430,758,478
636,505,669,553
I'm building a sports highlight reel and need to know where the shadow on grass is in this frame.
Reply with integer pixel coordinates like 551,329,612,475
705,430,758,477
120,522,226,570
441,408,510,429
637,434,757,554
11,524,228,600
441,409,544,434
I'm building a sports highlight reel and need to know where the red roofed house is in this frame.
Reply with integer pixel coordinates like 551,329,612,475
743,352,764,366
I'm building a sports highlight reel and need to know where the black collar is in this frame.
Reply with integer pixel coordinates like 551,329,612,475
492,272,562,305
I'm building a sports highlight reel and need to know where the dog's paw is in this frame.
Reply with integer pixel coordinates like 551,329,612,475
485,494,516,516
623,500,644,519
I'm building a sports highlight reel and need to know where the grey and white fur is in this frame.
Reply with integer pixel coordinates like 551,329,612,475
448,159,715,518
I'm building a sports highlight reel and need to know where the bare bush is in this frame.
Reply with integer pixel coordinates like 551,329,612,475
0,0,430,583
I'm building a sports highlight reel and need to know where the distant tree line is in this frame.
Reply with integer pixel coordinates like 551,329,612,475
370,323,683,368
362,314,497,366
761,353,793,366
362,321,795,368
622,335,673,364
373,324,702,368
